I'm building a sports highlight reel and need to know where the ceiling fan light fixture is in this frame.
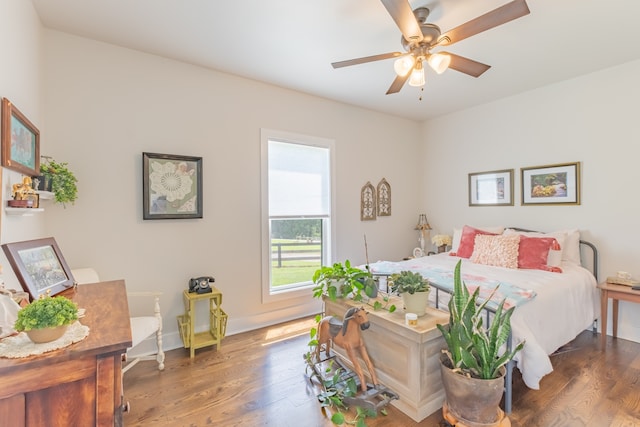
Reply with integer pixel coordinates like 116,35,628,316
393,55,415,77
427,52,451,74
408,60,425,87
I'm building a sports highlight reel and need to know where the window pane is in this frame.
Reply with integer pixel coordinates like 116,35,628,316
268,141,330,216
270,218,323,291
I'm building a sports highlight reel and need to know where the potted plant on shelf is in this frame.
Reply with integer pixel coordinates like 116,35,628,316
436,260,525,426
37,157,78,206
312,260,373,302
388,270,431,316
14,295,79,343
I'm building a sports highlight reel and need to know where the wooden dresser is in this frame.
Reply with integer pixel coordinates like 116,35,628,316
0,281,132,427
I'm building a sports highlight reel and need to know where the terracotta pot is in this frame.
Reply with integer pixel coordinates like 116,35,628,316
26,325,68,343
440,354,506,426
401,290,430,316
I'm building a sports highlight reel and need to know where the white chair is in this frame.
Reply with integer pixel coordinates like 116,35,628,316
71,268,165,373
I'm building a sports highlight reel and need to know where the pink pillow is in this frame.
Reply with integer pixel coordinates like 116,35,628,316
518,236,562,272
451,225,500,259
471,234,520,269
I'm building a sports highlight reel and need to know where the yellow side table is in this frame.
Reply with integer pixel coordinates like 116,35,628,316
178,287,227,358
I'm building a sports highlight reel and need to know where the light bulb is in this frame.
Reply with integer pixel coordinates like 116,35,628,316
393,55,415,77
408,61,425,87
427,52,451,74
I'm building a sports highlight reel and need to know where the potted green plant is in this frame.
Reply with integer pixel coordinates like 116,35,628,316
436,260,525,425
14,295,79,343
312,260,372,302
38,158,78,206
388,270,431,316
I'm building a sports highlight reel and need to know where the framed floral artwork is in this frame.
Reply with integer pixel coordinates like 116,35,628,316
142,152,203,219
521,162,580,205
1,97,40,176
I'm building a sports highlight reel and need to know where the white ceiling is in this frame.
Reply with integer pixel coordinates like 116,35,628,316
31,0,640,122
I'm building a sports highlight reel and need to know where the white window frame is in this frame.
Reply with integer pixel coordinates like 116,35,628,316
260,128,336,304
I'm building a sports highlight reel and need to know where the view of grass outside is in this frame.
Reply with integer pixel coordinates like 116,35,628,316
271,239,322,287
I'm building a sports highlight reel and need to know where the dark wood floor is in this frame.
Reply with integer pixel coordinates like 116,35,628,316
123,316,640,427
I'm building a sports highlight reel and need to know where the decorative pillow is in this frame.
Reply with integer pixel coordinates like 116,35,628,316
451,225,502,259
517,235,562,272
470,234,520,269
503,228,567,268
451,225,504,253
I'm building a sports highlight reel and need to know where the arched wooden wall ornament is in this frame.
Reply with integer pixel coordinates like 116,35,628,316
377,178,391,216
360,181,376,221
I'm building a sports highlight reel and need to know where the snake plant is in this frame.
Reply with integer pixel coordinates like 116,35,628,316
437,260,525,379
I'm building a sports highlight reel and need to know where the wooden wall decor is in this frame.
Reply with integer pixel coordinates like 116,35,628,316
377,178,391,216
360,181,376,221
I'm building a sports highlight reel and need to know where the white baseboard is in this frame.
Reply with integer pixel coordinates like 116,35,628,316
127,300,322,358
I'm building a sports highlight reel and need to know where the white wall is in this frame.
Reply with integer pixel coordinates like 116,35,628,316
422,60,640,343
0,2,47,273
34,31,423,353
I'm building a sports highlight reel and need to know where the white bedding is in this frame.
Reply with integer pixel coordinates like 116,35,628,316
373,253,599,389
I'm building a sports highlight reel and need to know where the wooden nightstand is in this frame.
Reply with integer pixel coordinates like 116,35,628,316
597,282,640,348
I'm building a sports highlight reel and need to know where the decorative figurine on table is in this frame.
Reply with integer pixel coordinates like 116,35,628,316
316,306,378,392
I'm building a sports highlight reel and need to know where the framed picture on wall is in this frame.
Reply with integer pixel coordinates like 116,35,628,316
142,152,203,220
1,237,75,301
1,97,40,176
468,169,514,206
521,162,580,205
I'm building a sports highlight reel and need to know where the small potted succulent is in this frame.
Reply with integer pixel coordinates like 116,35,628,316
388,270,431,316
14,295,79,343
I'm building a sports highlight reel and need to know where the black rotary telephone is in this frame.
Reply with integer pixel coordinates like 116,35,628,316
189,276,215,294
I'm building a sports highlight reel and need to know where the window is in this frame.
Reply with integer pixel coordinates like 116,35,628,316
261,129,335,303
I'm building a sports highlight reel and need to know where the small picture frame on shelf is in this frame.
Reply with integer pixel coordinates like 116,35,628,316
24,193,39,208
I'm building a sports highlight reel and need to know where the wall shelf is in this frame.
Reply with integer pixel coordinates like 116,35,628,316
4,207,44,216
37,190,55,200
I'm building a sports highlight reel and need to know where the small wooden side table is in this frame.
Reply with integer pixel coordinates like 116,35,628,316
178,287,227,358
597,282,640,348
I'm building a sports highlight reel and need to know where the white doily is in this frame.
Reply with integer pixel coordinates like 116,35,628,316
0,321,90,359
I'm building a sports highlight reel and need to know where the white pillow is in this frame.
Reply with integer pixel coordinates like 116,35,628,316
560,229,581,265
451,225,505,252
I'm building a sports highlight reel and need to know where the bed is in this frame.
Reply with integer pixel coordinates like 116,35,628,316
366,226,600,413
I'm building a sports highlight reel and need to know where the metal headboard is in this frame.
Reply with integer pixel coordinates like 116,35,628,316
508,227,599,281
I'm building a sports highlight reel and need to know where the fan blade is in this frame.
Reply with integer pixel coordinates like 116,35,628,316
332,52,402,69
380,0,423,43
386,70,411,95
445,53,491,77
437,0,530,46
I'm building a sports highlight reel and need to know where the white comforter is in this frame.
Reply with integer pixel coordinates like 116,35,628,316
376,254,599,389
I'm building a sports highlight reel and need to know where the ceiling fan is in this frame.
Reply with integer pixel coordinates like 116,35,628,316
332,0,530,95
